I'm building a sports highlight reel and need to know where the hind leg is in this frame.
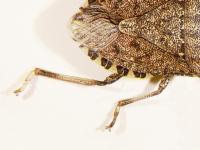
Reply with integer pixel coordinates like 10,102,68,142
14,67,124,96
106,75,172,131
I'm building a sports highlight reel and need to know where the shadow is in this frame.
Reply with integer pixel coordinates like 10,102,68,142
34,0,109,79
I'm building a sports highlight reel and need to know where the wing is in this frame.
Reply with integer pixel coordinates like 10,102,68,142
71,5,119,51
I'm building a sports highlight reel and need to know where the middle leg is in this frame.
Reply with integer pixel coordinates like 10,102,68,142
106,75,172,130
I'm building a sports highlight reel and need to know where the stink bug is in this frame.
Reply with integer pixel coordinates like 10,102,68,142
14,0,200,130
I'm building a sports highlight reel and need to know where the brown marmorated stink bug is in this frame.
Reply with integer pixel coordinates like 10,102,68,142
14,0,200,130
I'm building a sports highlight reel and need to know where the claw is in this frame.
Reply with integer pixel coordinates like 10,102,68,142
105,125,112,132
13,69,36,96
14,88,22,96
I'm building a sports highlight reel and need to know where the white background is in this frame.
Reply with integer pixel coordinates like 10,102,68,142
0,0,200,150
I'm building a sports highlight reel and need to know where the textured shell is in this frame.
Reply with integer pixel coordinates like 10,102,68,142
71,0,200,76
98,0,170,19
117,0,200,74
185,0,200,74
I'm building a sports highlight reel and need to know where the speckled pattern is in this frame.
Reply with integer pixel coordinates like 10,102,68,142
119,1,185,56
185,0,200,74
72,0,200,77
99,0,170,19
100,33,191,75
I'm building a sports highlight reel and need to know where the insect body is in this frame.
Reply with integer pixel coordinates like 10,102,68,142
15,0,200,130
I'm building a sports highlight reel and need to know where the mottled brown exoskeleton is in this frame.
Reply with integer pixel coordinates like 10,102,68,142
14,0,200,130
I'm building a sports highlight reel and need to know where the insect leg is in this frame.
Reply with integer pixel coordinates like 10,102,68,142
14,68,123,96
106,75,172,131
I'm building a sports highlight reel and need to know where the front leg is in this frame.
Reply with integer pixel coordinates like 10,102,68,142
106,75,172,131
14,68,124,96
